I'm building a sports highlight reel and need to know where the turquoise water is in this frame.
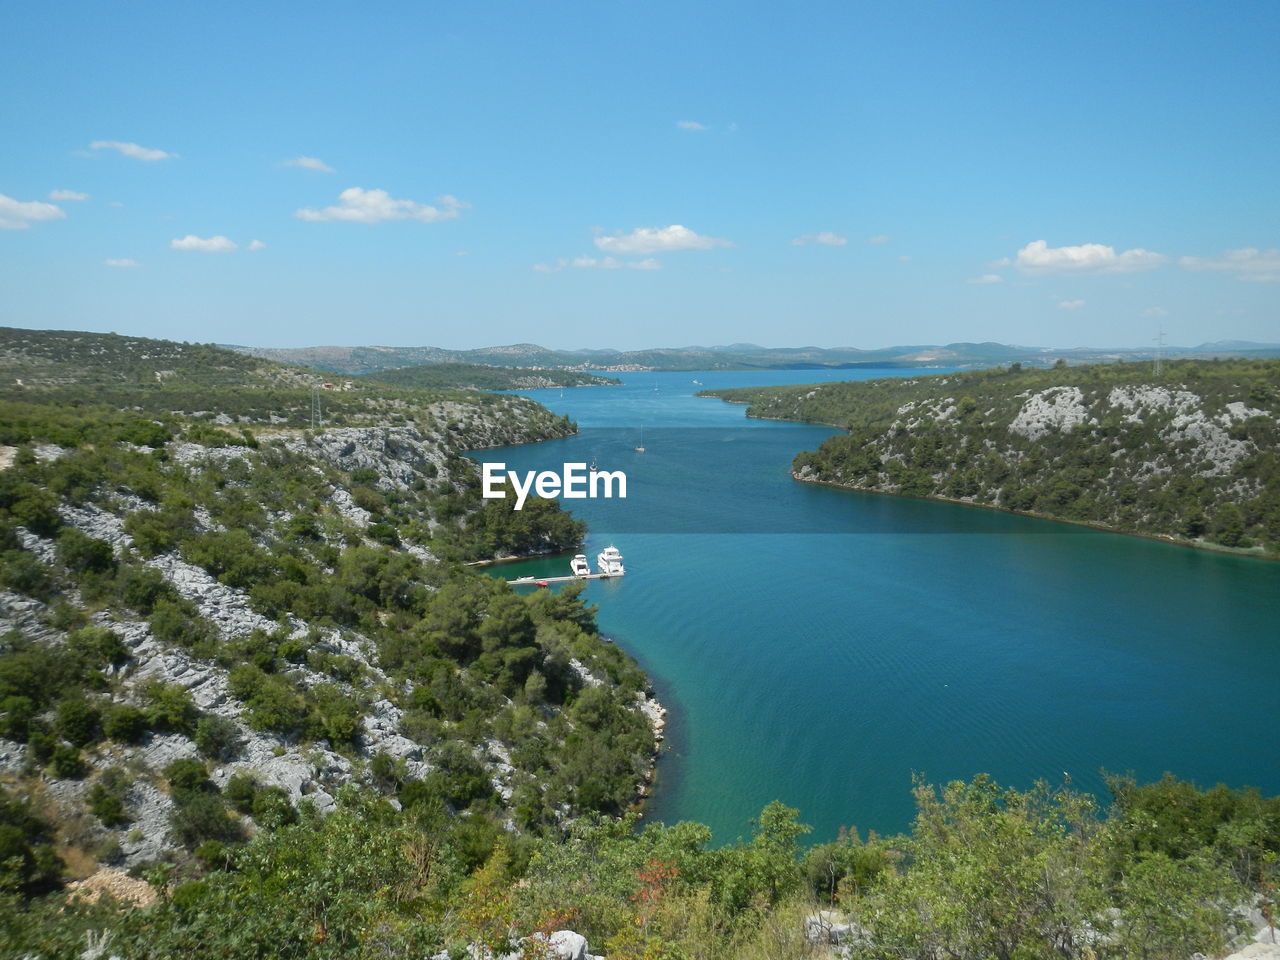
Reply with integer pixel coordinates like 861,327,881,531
480,370,1280,844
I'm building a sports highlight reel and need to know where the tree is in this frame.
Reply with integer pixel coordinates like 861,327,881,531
860,776,1107,960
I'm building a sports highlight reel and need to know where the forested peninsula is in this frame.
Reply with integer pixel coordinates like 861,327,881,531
2,330,1278,958
704,359,1280,556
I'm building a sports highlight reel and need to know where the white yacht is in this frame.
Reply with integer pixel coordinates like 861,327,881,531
596,545,625,577
570,554,591,577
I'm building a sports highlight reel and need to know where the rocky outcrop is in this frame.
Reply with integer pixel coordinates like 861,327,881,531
1009,386,1092,440
430,928,603,960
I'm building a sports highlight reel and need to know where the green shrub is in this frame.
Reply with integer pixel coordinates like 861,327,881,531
55,698,101,747
0,695,36,740
0,550,54,600
26,728,56,764
194,714,241,761
48,743,85,778
117,419,172,448
123,505,193,557
67,626,129,667
55,528,116,575
117,564,172,614
0,788,62,897
164,757,211,796
224,773,258,814
195,839,231,871
250,787,298,830
141,681,199,735
168,791,243,848
88,784,128,827
102,703,148,743
3,484,61,537
148,598,214,649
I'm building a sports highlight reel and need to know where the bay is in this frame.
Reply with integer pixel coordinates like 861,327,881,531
480,369,1280,844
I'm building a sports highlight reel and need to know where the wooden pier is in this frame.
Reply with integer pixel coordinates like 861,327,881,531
507,574,622,585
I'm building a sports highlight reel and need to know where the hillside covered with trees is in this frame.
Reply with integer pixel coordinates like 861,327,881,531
704,359,1280,555
0,329,664,949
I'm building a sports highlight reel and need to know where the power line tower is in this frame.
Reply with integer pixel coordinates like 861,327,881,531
311,384,322,429
1153,325,1166,378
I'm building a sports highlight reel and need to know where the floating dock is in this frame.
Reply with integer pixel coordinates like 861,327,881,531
507,574,622,585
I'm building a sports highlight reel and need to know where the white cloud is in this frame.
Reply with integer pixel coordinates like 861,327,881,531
1179,248,1280,283
1013,239,1165,274
534,256,661,273
897,255,912,262
90,140,175,161
104,258,140,268
284,156,335,173
594,224,732,255
295,187,466,224
1141,306,1169,318
967,274,1003,285
1058,299,1085,310
676,120,708,131
109,201,124,208
791,231,848,247
170,234,238,253
49,189,88,201
0,194,66,230
246,239,266,252
867,234,891,245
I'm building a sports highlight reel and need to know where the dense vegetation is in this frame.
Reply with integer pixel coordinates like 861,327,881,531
0,328,664,950
362,363,619,391
3,772,1276,958
704,359,1280,554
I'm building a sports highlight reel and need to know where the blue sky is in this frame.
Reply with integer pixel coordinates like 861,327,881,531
2,0,1277,351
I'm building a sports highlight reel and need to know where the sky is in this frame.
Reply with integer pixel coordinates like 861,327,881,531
2,0,1278,352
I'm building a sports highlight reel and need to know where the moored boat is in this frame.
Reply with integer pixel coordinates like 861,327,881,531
596,545,625,577
570,554,591,577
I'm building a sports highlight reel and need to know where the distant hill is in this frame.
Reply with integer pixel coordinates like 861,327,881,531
224,339,1280,374
2,327,300,389
703,358,1280,555
361,363,619,391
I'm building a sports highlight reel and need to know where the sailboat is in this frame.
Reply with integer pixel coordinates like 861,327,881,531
635,426,645,453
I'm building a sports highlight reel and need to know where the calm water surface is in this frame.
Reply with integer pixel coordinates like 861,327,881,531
480,369,1280,843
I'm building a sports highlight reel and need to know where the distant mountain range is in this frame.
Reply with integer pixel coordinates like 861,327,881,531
223,339,1280,375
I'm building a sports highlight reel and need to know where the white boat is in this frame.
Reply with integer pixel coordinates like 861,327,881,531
570,554,591,577
635,426,645,453
596,545,625,577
